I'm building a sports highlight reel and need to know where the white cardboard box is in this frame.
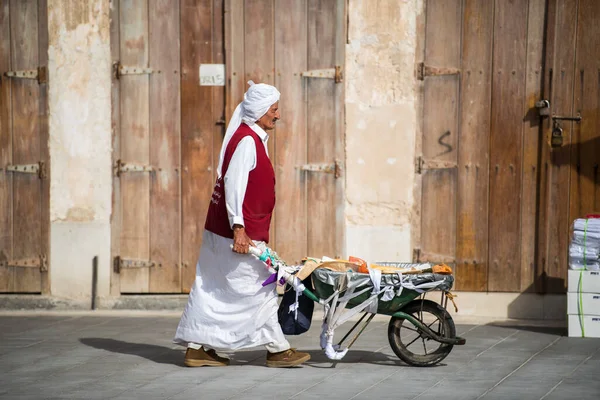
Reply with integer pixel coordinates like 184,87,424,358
567,292,600,316
567,269,600,293
568,314,600,337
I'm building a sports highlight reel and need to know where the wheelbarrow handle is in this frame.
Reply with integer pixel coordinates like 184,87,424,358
248,246,265,258
228,244,265,258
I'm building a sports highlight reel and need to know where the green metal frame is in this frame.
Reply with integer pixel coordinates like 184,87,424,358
308,273,421,313
301,282,466,346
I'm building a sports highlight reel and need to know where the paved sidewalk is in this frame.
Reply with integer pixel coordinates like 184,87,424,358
0,311,598,400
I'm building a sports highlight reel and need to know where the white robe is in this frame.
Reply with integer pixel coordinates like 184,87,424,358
173,231,289,352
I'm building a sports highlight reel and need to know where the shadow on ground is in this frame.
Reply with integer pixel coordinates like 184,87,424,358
224,349,441,368
79,338,422,368
484,323,567,336
80,338,185,366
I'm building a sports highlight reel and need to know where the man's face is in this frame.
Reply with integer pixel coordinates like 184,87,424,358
257,102,280,131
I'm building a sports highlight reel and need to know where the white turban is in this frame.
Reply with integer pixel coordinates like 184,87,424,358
217,80,280,178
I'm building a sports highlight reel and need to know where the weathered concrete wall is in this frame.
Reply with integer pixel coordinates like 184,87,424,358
344,0,423,262
47,0,112,300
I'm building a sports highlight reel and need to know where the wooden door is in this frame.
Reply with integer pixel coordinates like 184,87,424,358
112,0,344,293
110,0,224,294
537,0,600,293
0,0,49,294
225,0,345,265
417,0,545,293
418,0,600,294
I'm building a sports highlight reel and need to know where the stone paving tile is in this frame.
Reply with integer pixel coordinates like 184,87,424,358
409,379,506,400
480,378,572,400
542,378,600,400
1,314,599,400
0,316,76,335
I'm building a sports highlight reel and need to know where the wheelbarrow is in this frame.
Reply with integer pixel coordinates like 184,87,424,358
247,246,467,367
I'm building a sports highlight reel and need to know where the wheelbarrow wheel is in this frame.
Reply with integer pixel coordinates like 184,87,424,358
388,299,455,367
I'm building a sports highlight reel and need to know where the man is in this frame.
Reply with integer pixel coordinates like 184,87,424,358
174,81,311,368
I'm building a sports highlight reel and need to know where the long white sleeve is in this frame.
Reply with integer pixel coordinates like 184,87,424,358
224,137,256,228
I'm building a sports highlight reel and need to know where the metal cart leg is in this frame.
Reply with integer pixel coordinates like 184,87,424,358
336,312,377,350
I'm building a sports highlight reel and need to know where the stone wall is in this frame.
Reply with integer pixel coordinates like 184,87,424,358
344,0,424,262
47,0,112,300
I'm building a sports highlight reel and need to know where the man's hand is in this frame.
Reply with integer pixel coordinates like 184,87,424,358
232,225,255,254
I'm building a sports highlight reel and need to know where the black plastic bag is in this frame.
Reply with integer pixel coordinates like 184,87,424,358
277,275,314,335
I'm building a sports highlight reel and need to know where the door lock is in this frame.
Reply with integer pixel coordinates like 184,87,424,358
535,100,550,116
550,121,564,148
552,113,582,123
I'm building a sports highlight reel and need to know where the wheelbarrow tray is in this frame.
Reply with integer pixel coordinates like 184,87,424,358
310,267,454,315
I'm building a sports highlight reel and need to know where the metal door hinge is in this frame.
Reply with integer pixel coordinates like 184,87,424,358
113,61,155,79
301,66,343,83
114,159,154,177
296,160,342,179
0,255,48,272
415,156,457,174
113,256,169,273
413,248,455,264
416,62,460,80
3,66,47,84
2,162,46,179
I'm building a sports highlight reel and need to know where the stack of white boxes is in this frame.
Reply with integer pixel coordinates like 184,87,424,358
567,217,600,337
568,270,600,337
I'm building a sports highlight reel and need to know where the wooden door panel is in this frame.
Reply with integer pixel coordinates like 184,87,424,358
148,0,181,293
537,0,600,293
274,0,308,264
538,0,580,293
38,0,49,295
224,0,343,264
109,0,122,296
487,0,529,292
306,0,338,259
225,0,245,120
180,0,219,292
418,0,461,273
0,0,47,294
245,0,277,248
118,0,151,293
112,0,342,292
113,0,223,293
211,0,225,198
455,0,493,291
420,0,547,293
11,0,42,293
570,0,600,220
520,0,546,292
0,0,13,292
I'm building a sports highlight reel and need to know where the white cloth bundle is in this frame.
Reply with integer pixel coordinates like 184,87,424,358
217,81,280,178
569,218,600,270
572,230,600,247
573,218,600,233
569,260,600,271
569,244,599,260
569,258,600,271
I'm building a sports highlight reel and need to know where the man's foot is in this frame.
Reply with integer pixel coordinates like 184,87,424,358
266,348,310,368
184,347,230,367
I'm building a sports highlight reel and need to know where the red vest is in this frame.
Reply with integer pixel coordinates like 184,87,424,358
204,124,276,243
